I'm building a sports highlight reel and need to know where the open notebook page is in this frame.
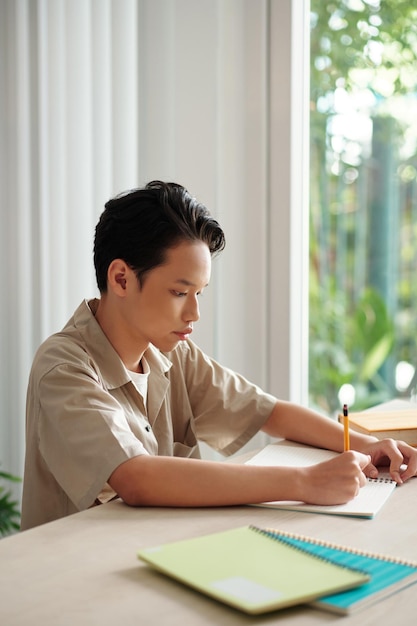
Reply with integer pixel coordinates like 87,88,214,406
245,440,396,518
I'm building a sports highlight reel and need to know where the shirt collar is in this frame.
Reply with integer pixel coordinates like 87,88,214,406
71,299,172,390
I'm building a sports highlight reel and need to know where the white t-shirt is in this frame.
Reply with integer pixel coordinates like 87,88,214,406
129,357,150,408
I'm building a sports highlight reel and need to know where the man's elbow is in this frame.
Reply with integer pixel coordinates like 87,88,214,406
108,455,154,507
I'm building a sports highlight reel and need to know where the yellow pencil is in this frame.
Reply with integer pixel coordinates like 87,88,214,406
343,404,350,451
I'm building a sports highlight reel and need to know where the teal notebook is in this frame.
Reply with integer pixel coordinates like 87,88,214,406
138,525,369,615
258,527,417,615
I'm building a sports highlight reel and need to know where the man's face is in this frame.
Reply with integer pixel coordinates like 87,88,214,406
123,240,212,352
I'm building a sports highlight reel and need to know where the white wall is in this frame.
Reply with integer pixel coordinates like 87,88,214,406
0,0,308,485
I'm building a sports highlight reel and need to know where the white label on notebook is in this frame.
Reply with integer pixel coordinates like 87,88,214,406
210,576,283,605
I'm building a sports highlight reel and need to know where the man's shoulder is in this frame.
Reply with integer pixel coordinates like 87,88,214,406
31,299,106,377
31,328,92,378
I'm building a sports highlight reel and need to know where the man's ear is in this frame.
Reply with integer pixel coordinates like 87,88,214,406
107,259,129,295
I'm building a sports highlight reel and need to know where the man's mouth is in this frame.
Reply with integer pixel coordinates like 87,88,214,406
174,327,193,340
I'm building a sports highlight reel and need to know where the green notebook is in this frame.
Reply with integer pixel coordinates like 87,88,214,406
137,525,369,615
260,527,417,614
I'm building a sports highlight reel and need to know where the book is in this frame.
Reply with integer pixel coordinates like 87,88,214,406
137,525,369,615
245,439,396,518
341,409,417,446
258,527,417,615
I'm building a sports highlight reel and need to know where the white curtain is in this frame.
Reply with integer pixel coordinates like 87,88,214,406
0,0,307,487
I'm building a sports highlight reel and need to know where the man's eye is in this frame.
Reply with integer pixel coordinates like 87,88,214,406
171,290,187,297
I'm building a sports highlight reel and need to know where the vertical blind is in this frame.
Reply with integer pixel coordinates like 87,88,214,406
0,0,305,483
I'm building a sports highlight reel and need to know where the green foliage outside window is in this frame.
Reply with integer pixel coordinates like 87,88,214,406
309,0,417,414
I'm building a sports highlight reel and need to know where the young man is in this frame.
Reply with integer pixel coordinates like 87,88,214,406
21,181,417,529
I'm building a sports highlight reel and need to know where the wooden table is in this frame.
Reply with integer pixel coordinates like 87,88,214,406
1,467,416,625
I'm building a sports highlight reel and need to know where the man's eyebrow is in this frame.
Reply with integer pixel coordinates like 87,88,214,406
174,279,209,288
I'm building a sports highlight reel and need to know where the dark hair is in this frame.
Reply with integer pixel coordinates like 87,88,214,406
94,180,226,292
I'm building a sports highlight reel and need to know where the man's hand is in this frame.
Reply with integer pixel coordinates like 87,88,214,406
299,451,370,505
358,439,417,484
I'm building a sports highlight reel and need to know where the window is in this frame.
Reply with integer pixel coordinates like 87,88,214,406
309,0,417,414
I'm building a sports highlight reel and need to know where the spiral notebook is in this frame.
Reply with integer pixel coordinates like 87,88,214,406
246,440,397,518
260,527,417,614
137,525,369,615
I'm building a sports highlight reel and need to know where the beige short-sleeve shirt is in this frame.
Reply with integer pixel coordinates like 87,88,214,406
21,300,276,529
